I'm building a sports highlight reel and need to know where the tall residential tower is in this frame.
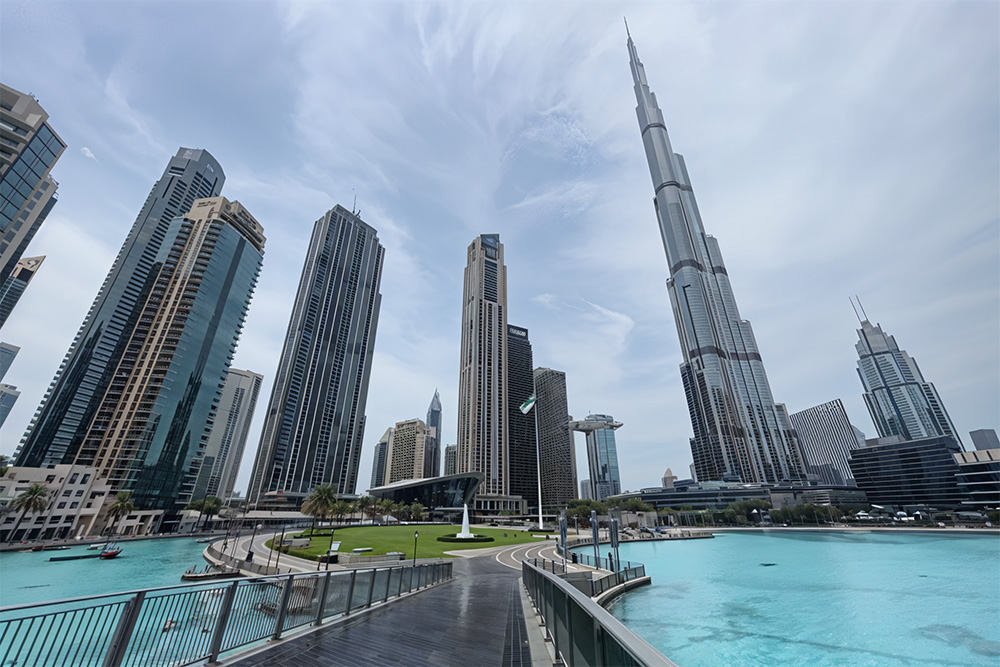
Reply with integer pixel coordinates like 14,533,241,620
788,399,859,486
627,32,804,484
248,205,384,505
424,390,443,478
17,148,225,469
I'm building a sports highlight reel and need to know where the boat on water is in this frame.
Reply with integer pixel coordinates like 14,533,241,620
87,543,108,551
181,563,241,581
50,553,102,562
196,538,212,543
99,544,122,559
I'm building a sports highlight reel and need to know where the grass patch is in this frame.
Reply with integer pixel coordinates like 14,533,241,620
267,524,547,560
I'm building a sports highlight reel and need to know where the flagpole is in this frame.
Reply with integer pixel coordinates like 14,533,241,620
533,400,543,530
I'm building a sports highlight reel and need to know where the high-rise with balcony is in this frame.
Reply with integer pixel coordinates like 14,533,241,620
627,32,804,484
17,148,225,470
457,234,518,512
192,368,263,501
386,418,428,484
0,84,65,292
855,318,962,447
789,399,859,486
248,205,384,505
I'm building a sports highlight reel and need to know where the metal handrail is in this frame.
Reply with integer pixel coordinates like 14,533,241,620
521,559,676,666
0,561,452,667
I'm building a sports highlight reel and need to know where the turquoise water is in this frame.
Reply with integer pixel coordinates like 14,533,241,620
1,537,212,606
603,531,1000,667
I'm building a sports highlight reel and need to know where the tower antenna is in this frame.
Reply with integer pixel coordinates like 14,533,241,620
624,16,631,38
850,297,862,324
856,295,869,321
352,189,357,216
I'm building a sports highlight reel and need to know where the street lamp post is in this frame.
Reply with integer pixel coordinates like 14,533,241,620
412,531,419,568
246,523,262,563
273,525,286,574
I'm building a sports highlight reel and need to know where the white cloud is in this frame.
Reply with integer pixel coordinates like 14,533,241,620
80,147,98,162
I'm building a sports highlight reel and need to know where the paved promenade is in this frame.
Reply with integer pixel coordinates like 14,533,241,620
226,542,560,667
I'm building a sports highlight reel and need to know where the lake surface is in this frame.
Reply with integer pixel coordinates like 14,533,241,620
1,537,212,606
602,531,1000,667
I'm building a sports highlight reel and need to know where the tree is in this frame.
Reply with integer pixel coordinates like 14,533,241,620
107,491,135,536
333,500,352,525
7,483,50,543
301,484,337,535
409,502,426,521
185,496,223,531
0,454,10,477
354,495,373,524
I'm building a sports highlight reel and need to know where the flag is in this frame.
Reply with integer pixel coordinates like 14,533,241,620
519,394,536,414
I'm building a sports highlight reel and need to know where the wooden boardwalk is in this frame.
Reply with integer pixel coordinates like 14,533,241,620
228,555,535,667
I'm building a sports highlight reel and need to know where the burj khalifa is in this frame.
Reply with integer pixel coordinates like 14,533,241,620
628,30,805,484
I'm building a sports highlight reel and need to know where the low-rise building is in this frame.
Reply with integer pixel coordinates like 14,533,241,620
0,465,111,541
953,449,1000,510
848,435,968,509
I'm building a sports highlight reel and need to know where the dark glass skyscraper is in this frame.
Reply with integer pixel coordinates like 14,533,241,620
627,33,804,484
248,205,384,504
424,390,443,478
17,148,224,469
533,367,576,506
506,324,538,507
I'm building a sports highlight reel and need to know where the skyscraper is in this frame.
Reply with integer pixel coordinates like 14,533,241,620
457,234,510,497
386,418,428,484
443,444,457,477
424,390,443,478
248,205,384,505
0,255,44,328
192,368,263,501
789,399,859,486
627,32,804,484
507,324,538,507
855,318,962,447
1,84,65,289
61,196,263,523
17,148,225,469
569,413,622,502
533,368,576,507
0,383,18,428
371,427,392,488
0,341,17,380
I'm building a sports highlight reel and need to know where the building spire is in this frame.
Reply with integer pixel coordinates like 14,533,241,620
624,16,631,38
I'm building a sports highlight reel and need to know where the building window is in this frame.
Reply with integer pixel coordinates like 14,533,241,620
57,502,66,509
70,502,79,509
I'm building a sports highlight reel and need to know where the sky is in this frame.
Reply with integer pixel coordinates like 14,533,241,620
1,0,997,497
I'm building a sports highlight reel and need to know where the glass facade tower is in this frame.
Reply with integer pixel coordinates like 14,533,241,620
17,148,225,469
533,367,576,506
789,399,859,486
1,84,65,291
855,319,962,447
0,255,44,328
424,390,443,478
627,33,804,484
248,205,384,503
507,324,538,506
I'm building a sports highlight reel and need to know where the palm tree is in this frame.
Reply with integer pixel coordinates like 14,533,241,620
333,500,352,525
7,483,50,543
107,491,135,537
354,495,373,525
409,502,426,522
301,484,337,535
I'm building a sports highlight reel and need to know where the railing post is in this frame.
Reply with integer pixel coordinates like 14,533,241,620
344,569,357,615
383,566,392,601
271,574,296,640
366,569,376,608
315,572,331,626
102,591,146,667
396,566,404,597
208,581,240,663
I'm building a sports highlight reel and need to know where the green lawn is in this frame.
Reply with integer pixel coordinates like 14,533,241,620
268,524,547,561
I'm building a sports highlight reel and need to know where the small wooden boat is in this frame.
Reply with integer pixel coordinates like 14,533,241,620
196,538,212,543
87,543,108,551
42,545,70,551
